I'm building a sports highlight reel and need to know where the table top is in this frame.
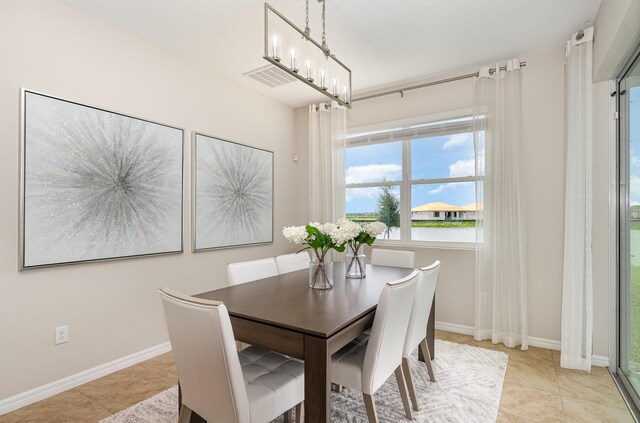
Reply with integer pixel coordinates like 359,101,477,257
196,263,415,338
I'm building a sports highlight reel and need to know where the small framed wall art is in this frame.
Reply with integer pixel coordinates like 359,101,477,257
20,90,184,269
193,133,273,251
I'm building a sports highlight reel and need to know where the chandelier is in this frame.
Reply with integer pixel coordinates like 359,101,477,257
263,1,352,108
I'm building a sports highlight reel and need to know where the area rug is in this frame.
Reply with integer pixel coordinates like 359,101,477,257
100,340,508,423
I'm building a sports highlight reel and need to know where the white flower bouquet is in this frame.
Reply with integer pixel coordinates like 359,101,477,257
337,219,387,278
282,222,352,289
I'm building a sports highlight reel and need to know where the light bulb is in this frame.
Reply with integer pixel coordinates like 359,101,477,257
272,35,280,61
290,48,298,72
306,60,313,82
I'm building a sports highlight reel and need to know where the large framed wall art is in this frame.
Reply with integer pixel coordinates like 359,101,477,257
193,133,273,251
20,90,184,269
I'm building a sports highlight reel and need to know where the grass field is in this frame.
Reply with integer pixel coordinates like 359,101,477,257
411,221,476,228
346,214,476,228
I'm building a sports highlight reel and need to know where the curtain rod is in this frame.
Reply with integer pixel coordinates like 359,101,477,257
352,61,527,103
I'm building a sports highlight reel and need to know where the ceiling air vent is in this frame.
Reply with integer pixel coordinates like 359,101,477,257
244,64,297,88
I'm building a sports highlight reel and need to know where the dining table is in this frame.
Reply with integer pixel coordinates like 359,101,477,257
193,262,435,423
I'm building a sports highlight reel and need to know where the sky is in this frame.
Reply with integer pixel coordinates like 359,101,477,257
345,132,477,214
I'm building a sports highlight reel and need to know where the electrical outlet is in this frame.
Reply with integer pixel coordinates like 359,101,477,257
55,325,68,345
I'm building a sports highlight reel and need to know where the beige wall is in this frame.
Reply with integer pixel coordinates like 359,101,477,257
0,0,301,400
296,48,611,356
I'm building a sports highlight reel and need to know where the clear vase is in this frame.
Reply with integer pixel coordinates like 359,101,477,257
346,246,366,279
309,260,333,289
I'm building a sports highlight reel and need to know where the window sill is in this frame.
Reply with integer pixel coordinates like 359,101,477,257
374,239,476,251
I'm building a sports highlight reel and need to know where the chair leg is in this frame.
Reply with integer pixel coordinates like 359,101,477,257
363,393,379,423
402,357,419,411
295,402,304,423
394,365,413,420
178,404,192,423
419,339,436,382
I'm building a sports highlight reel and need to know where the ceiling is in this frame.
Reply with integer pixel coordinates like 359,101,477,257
60,0,601,108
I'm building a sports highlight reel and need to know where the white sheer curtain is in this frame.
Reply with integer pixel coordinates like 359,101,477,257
308,101,346,223
561,27,594,372
474,59,528,349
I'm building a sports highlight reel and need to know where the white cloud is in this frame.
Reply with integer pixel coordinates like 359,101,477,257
449,159,475,177
346,164,401,184
429,183,457,194
346,187,379,202
443,133,471,150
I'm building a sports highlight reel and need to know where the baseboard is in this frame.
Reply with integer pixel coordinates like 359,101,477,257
436,321,610,367
0,341,172,416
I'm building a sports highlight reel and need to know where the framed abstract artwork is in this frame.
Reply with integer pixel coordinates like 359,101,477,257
193,133,273,251
20,90,184,269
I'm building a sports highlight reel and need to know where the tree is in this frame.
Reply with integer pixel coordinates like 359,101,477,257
376,186,400,238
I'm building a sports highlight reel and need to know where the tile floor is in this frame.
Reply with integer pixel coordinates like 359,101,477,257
0,330,634,422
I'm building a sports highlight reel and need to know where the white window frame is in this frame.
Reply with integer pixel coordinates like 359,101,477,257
346,108,477,250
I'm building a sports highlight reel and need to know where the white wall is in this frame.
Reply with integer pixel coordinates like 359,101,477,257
295,47,610,356
0,0,302,401
593,0,640,81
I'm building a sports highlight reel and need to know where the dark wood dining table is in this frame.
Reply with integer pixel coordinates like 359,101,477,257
194,262,435,423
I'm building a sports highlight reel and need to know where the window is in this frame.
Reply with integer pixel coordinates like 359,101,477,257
345,112,480,245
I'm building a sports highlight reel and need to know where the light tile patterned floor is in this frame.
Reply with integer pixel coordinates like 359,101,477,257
0,330,634,422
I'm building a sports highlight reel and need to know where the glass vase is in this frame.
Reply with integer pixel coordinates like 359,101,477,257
309,260,333,289
346,246,366,279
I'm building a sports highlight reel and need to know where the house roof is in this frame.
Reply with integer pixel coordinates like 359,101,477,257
411,202,461,212
411,202,483,212
460,202,483,211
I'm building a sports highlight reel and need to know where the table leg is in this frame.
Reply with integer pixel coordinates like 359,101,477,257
304,334,331,423
419,297,436,362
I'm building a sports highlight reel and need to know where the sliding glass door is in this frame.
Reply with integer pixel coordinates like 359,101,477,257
619,48,640,410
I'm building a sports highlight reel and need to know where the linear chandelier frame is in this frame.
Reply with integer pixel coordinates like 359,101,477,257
263,2,352,108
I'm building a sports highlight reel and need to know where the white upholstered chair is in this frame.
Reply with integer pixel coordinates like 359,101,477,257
402,260,440,411
370,248,416,268
275,251,310,274
227,258,278,350
227,257,278,285
159,288,304,423
331,270,419,423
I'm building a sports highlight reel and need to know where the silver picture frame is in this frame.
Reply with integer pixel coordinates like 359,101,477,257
192,132,274,251
19,89,184,269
